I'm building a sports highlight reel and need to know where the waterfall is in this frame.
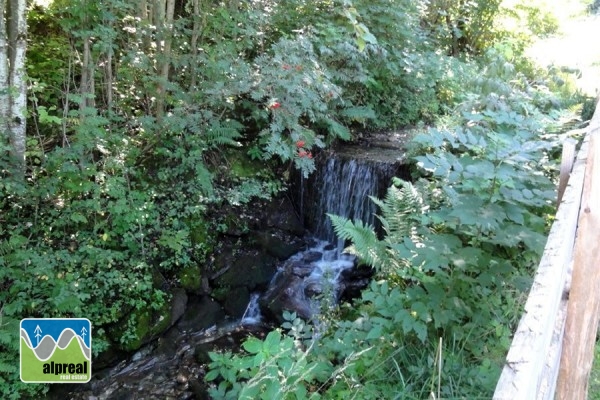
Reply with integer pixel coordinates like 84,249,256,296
303,154,400,248
241,293,262,324
258,148,405,322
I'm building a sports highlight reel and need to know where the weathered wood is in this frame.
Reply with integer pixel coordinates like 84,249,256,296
556,128,600,399
557,138,577,207
493,133,591,400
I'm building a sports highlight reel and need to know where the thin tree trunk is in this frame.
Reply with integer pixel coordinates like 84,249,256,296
0,0,27,171
190,0,199,88
79,0,95,116
0,0,10,152
154,0,174,123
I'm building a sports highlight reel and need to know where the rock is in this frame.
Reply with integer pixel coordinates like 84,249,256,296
340,263,373,280
265,197,305,236
194,343,214,364
212,250,276,291
256,231,305,260
259,273,314,322
178,265,202,293
189,379,209,400
302,251,322,263
222,286,251,318
176,296,225,333
170,288,188,325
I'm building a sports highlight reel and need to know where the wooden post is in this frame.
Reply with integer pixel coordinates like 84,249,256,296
556,124,600,398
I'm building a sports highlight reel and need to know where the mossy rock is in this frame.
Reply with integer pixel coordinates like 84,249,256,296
225,148,264,178
185,214,215,255
178,264,202,292
107,290,187,352
109,309,152,352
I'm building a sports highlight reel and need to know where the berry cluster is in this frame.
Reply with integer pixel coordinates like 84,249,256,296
295,140,312,159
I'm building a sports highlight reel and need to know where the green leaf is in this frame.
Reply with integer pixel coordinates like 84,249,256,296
242,337,263,354
70,212,88,223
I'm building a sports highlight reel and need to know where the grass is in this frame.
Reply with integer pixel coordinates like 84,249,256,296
590,339,600,399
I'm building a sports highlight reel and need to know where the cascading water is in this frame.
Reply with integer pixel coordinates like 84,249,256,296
309,156,399,249
258,150,404,321
240,293,262,324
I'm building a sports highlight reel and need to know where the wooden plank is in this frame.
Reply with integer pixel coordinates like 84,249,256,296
493,134,591,400
557,138,577,207
556,128,600,399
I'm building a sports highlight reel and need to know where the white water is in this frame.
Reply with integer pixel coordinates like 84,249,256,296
310,157,397,248
241,293,262,325
244,154,397,322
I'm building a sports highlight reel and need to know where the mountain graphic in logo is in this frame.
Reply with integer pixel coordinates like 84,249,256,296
20,318,91,383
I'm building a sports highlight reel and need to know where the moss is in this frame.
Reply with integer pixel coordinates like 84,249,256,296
148,300,173,337
225,148,264,178
186,214,215,257
108,297,175,352
118,310,151,352
178,264,202,292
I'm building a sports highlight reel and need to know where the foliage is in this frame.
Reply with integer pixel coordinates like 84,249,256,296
1,0,585,398
203,48,577,397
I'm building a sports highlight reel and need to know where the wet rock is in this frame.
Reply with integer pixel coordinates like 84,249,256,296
176,373,188,385
260,273,314,321
222,286,251,318
256,231,305,260
212,250,276,291
304,280,323,297
265,197,305,236
177,296,225,333
302,251,322,263
290,261,313,277
339,264,374,300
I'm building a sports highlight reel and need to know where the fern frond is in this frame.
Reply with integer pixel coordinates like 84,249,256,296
205,120,243,147
372,178,423,241
328,214,389,270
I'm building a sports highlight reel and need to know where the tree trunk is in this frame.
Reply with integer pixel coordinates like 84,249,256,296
190,0,200,88
153,0,174,123
80,34,96,114
0,0,27,172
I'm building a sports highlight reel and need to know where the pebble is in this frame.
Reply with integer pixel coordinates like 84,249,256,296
176,373,188,385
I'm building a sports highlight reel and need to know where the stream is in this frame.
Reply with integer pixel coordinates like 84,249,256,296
49,138,408,400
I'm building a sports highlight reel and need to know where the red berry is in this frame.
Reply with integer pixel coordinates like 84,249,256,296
296,140,305,148
307,152,313,159
282,64,291,70
270,102,281,109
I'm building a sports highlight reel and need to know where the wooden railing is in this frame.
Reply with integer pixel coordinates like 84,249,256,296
494,99,600,400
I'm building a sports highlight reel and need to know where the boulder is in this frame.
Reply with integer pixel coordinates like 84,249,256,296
255,231,305,260
264,197,305,236
259,271,314,322
106,288,189,352
212,250,277,291
176,296,225,332
339,264,375,300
